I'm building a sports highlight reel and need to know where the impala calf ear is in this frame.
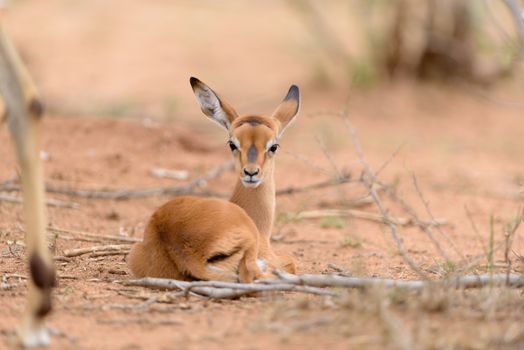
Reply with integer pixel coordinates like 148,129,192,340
190,77,239,131
271,85,300,137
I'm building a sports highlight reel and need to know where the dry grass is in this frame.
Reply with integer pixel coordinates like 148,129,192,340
257,285,524,349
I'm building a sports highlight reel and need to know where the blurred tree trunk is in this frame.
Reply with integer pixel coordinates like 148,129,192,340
288,0,521,87
384,0,513,84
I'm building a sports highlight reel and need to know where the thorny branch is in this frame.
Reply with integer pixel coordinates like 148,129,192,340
342,116,428,278
411,174,454,262
368,173,464,262
125,272,524,300
315,109,463,269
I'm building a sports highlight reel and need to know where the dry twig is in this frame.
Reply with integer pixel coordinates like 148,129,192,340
1,161,354,200
48,226,140,243
411,174,454,262
362,173,461,262
295,208,447,227
97,317,181,326
0,194,79,208
374,142,406,177
343,117,427,278
150,167,188,181
315,135,343,178
63,244,131,258
276,173,352,196
89,250,130,258
1,160,234,199
272,271,524,289
124,272,524,301
464,204,488,257
124,277,335,299
504,208,523,282
0,282,16,290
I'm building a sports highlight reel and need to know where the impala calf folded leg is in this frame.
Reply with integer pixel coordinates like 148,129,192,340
129,197,263,282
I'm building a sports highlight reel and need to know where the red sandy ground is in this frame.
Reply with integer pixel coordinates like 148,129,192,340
1,84,523,349
0,1,524,349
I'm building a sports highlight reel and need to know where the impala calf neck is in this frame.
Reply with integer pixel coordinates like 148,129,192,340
129,77,300,282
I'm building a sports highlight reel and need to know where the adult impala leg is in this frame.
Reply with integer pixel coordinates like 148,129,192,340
0,26,56,347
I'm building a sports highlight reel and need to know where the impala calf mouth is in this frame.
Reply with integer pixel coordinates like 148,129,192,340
241,177,263,188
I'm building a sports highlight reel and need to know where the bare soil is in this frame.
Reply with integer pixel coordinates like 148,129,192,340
1,84,523,349
1,1,524,349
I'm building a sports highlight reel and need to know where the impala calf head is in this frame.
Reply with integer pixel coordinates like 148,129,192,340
190,77,300,188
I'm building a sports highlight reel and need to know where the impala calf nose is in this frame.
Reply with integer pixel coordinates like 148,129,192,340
243,168,260,177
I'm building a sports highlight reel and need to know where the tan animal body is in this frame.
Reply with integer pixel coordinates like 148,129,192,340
129,77,300,282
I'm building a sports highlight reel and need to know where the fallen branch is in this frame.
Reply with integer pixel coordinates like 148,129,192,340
54,256,72,262
48,226,140,243
2,273,27,280
98,317,181,326
124,272,524,300
0,160,234,199
327,263,351,276
0,194,79,208
124,277,335,299
295,208,447,227
272,271,524,290
181,280,335,297
343,195,374,207
0,282,17,290
63,244,131,257
89,250,130,258
1,163,354,200
276,173,352,196
150,167,188,181
58,275,77,280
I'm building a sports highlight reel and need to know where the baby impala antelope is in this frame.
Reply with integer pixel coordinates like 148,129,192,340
129,77,299,282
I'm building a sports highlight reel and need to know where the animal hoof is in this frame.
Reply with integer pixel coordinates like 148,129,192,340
19,323,50,348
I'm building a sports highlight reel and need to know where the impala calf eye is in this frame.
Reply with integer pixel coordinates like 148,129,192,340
269,144,279,153
228,141,238,152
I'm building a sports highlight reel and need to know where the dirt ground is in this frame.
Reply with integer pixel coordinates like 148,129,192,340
1,1,524,349
1,83,523,350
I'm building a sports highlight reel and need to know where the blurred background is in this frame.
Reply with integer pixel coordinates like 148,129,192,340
1,1,524,348
5,0,524,122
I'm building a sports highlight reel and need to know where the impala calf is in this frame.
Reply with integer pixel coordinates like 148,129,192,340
129,77,299,281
